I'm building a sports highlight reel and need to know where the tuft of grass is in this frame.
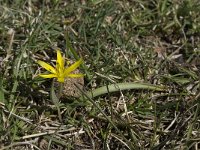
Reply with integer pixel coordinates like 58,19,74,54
0,0,200,149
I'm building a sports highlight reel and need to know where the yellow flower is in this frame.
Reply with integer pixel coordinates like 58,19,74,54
37,50,84,82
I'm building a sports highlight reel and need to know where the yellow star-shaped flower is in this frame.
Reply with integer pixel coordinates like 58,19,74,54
37,50,84,82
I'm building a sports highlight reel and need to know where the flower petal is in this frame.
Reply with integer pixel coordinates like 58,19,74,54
37,60,57,74
39,74,57,78
56,49,64,70
64,59,83,76
67,74,84,78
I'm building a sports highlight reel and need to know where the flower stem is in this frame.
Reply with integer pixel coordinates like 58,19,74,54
58,82,64,99
51,80,63,122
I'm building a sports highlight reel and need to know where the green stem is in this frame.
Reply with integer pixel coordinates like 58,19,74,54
58,82,64,99
51,80,62,122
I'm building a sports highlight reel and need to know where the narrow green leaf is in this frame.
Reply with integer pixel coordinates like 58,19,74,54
0,76,5,103
84,82,166,99
8,80,18,109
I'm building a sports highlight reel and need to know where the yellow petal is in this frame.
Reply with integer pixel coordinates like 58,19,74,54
64,59,83,76
37,60,57,74
39,74,57,78
57,77,65,82
67,74,84,78
56,49,64,70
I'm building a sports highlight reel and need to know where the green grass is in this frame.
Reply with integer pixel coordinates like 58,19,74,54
0,0,200,149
